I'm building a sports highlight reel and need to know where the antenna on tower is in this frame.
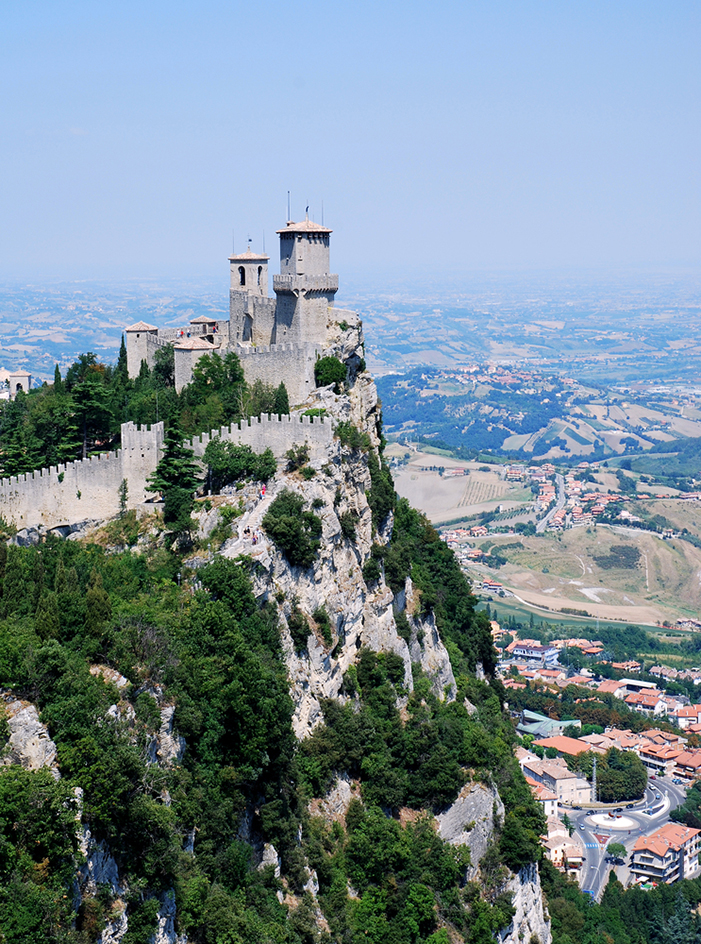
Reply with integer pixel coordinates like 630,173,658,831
247,234,252,252
287,191,291,222
305,203,309,220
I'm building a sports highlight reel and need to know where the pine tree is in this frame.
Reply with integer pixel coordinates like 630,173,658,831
146,423,201,531
31,551,45,612
2,548,28,619
116,335,129,386
53,364,64,392
85,569,112,638
274,382,290,416
35,590,60,640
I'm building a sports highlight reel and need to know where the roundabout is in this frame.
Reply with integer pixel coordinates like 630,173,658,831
588,813,637,830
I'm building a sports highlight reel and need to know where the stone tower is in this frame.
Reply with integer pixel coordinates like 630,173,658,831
228,248,273,344
272,218,338,344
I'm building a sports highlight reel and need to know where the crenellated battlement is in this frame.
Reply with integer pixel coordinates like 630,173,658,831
0,412,331,531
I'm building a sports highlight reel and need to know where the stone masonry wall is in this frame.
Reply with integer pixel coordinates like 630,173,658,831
188,412,332,461
0,422,164,531
235,342,322,405
0,414,332,531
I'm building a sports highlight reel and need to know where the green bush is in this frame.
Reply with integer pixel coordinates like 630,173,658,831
367,452,395,528
362,558,381,585
314,356,347,393
203,439,276,491
335,421,371,451
339,511,357,540
285,443,309,471
288,603,310,653
262,488,322,569
312,606,333,646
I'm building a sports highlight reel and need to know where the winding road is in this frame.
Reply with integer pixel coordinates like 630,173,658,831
566,776,688,898
536,473,565,533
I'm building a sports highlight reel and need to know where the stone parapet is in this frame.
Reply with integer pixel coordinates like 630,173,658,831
273,274,339,294
0,412,333,531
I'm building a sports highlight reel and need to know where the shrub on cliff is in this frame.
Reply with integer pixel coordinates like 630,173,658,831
203,439,276,492
314,355,347,393
262,488,322,568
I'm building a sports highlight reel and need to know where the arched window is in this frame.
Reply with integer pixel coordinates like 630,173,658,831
257,266,262,286
238,266,246,286
15,383,22,392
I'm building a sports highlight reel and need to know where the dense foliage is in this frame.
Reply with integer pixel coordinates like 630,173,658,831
203,439,277,492
262,488,323,568
314,356,347,393
386,498,497,676
565,748,647,802
671,781,701,831
542,859,701,944
0,345,288,478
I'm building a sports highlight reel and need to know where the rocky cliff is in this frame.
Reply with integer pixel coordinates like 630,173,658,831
0,312,551,944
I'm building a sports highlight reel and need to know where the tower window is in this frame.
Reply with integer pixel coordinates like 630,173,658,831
257,266,262,285
239,266,246,286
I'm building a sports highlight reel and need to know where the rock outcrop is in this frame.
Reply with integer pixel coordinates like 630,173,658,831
436,781,504,878
497,863,552,944
2,696,58,772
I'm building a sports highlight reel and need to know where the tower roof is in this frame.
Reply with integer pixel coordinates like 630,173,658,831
125,321,158,332
174,337,216,351
228,249,269,261
276,219,332,235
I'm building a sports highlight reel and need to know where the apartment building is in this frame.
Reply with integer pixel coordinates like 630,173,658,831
631,823,701,885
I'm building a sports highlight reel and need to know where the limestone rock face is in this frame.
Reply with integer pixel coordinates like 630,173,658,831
97,910,128,944
436,781,505,879
259,842,282,878
156,705,186,765
409,611,457,701
78,826,125,899
497,863,552,944
226,439,419,739
153,890,187,944
309,773,359,827
2,698,58,772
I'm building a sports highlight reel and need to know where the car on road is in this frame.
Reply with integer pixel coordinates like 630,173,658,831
615,807,623,813
650,775,656,780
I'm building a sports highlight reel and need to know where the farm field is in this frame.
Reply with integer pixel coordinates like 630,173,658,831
390,450,531,523
469,524,701,624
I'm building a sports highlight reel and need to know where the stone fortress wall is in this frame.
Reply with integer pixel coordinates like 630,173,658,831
0,414,332,532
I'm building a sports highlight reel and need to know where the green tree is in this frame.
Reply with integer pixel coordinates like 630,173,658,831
607,842,627,862
262,489,322,569
146,424,201,531
273,382,290,415
314,356,346,392
85,570,112,640
35,591,60,640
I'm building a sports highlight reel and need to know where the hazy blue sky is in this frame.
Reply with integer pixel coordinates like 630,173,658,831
1,1,699,280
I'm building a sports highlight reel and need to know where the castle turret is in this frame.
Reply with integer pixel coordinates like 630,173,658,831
125,321,160,377
272,219,338,344
229,248,273,343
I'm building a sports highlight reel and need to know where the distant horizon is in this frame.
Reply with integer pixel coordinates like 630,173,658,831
3,260,701,292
